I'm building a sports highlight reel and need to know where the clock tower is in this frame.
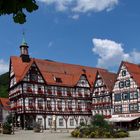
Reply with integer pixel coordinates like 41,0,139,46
20,33,30,62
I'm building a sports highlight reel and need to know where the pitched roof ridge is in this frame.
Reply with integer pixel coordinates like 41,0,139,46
34,57,107,71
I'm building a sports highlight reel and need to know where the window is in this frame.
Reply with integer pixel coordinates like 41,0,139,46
55,77,62,83
114,105,122,113
129,104,138,112
130,91,138,99
119,81,124,88
70,118,74,126
68,100,72,108
38,99,43,108
38,118,42,125
28,98,34,106
122,93,129,100
30,67,38,82
48,118,52,126
125,80,131,87
114,94,121,101
59,118,64,126
122,70,126,76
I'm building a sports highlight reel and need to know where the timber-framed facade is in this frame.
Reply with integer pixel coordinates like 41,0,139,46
9,41,108,129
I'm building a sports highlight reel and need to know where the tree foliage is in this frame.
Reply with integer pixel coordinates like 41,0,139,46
0,0,38,24
0,72,9,98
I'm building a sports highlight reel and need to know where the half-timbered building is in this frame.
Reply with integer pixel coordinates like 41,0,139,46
9,41,108,129
92,71,116,118
111,61,140,129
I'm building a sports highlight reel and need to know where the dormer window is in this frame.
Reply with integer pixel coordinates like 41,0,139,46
56,77,62,83
30,67,38,82
122,70,126,77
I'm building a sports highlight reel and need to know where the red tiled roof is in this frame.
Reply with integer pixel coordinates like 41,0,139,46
99,71,117,91
122,61,140,87
10,56,108,87
0,98,10,111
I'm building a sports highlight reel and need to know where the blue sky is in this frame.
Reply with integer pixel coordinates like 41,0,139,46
0,0,140,74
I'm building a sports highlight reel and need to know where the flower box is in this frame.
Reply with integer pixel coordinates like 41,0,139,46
58,106,62,110
57,92,62,96
27,88,32,93
38,90,43,94
67,92,72,97
38,105,43,109
78,93,82,97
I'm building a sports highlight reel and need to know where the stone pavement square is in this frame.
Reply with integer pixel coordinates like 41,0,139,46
0,130,140,140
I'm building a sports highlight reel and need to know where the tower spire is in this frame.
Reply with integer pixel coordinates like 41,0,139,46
21,31,27,46
20,31,30,62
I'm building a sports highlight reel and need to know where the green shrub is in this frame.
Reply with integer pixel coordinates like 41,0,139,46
104,131,112,138
3,122,12,134
71,114,129,139
79,126,91,136
114,131,129,138
71,130,80,137
89,131,96,138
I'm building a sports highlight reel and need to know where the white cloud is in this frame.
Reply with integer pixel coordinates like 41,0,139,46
92,38,140,69
0,59,9,75
38,0,119,13
72,0,118,13
70,14,80,20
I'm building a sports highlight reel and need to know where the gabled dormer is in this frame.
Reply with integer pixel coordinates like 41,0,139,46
76,74,90,88
23,63,45,83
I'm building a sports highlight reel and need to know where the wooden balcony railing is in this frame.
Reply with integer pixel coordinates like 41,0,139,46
27,88,32,93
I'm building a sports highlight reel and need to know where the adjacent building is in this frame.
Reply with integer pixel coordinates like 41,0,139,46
0,98,10,123
111,61,140,129
9,41,108,129
92,71,116,118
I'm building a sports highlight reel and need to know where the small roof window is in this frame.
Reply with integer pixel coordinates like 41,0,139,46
54,76,62,83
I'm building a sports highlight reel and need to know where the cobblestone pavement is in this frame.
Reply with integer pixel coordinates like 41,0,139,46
0,130,140,140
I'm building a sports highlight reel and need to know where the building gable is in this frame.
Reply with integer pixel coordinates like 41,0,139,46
76,75,90,87
23,63,45,84
113,64,138,93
